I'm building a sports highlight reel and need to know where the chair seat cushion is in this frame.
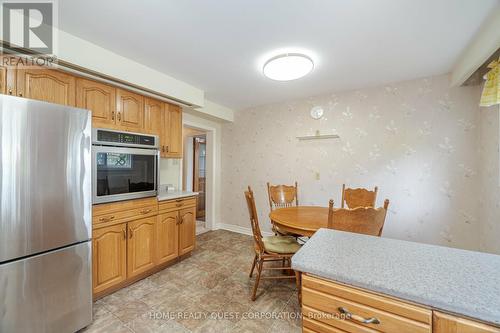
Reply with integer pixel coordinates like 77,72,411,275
273,224,299,237
262,236,301,254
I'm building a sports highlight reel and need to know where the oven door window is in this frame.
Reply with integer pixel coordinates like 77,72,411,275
96,152,155,196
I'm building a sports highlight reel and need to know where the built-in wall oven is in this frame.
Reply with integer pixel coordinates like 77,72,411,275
92,128,159,204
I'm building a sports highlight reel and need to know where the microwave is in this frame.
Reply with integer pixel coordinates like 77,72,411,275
92,128,159,204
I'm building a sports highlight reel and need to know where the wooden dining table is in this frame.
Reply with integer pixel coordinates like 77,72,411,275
269,206,330,237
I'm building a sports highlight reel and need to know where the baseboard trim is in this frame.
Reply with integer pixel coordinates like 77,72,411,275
215,223,274,237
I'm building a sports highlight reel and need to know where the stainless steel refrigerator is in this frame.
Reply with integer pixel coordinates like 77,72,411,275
0,95,93,332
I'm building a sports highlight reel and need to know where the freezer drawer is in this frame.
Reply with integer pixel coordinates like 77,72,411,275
0,242,92,333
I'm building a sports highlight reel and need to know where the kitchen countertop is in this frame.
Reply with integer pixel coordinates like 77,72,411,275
291,228,500,326
157,190,199,201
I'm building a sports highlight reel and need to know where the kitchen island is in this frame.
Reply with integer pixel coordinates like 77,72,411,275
292,228,500,332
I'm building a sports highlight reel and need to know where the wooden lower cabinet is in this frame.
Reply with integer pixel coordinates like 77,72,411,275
179,206,196,255
92,196,197,298
92,224,127,294
433,312,500,333
157,211,179,264
127,216,157,278
301,274,499,333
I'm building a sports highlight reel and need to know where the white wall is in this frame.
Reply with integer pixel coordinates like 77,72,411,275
221,74,485,251
159,158,182,190
451,6,500,86
479,105,500,254
183,138,195,191
54,29,235,121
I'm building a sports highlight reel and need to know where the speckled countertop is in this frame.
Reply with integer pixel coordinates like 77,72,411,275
157,190,198,201
292,228,500,326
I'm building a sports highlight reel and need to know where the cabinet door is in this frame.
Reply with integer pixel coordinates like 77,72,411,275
163,104,183,158
156,211,179,264
0,56,18,96
178,206,196,255
92,224,127,294
127,216,156,278
144,97,163,136
76,78,116,128
433,312,500,333
0,65,6,94
17,68,76,106
116,88,144,131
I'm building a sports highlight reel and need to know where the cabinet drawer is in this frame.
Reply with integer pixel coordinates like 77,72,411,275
304,316,350,333
158,197,196,212
303,305,380,333
93,197,158,227
302,274,431,333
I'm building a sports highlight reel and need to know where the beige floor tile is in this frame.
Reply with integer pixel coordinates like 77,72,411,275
269,318,302,333
80,312,131,333
231,318,276,333
89,230,298,333
110,300,151,324
191,318,236,333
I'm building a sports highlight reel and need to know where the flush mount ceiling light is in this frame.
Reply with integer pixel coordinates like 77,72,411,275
263,53,314,81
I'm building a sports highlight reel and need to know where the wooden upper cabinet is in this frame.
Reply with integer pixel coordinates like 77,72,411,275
127,216,156,278
92,223,127,294
433,312,500,333
76,78,116,128
162,103,183,158
178,206,196,255
1,56,18,96
17,68,76,106
116,88,144,131
0,64,6,94
156,211,179,264
144,97,163,136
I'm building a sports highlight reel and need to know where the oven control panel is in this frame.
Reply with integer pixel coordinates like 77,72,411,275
93,129,158,149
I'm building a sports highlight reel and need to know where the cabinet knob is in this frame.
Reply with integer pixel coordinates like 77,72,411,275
8,87,12,95
18,92,23,97
166,145,169,153
111,111,115,121
117,112,121,121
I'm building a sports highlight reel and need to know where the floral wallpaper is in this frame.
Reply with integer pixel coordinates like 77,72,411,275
479,105,500,254
220,74,494,252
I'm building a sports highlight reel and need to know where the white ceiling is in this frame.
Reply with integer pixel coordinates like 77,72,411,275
59,0,498,110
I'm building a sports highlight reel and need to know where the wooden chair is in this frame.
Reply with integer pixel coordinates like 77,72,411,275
341,184,378,208
245,186,300,301
328,199,389,236
267,182,299,236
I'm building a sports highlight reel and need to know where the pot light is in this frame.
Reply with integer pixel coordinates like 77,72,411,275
263,53,314,81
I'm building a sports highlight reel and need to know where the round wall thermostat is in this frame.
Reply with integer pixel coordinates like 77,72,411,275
310,106,324,120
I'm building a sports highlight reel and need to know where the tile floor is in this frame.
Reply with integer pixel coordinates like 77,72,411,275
82,230,301,333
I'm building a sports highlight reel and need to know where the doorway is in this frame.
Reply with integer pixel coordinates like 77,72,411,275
183,126,208,234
